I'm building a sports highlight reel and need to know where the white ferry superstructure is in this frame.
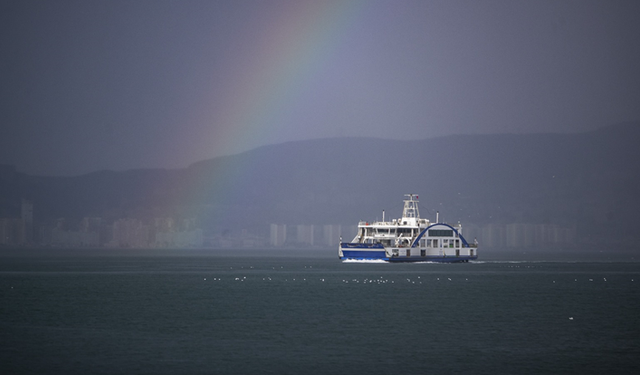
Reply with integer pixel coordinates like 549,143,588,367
338,194,478,262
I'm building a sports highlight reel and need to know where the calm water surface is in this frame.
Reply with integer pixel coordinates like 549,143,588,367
1,249,639,374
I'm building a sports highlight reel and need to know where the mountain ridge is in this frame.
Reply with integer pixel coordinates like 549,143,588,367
1,122,638,245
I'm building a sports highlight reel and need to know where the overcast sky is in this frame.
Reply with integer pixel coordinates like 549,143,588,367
2,0,639,176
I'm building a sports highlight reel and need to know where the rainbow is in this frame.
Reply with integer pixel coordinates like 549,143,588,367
180,1,373,219
205,1,367,156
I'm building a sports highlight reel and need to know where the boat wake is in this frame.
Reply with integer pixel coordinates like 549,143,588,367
472,260,543,264
342,259,388,264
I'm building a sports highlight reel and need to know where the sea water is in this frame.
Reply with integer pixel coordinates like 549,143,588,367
1,248,639,374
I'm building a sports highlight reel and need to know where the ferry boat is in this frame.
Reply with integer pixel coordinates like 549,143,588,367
339,194,478,262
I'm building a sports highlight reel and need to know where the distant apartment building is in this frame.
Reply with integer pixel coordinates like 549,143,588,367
0,199,33,246
21,199,33,243
49,216,100,247
152,217,203,248
270,224,287,247
111,218,149,248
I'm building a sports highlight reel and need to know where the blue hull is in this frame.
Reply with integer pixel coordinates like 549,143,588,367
340,249,477,263
388,256,477,263
340,249,386,260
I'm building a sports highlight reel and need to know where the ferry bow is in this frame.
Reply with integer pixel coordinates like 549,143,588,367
339,194,478,262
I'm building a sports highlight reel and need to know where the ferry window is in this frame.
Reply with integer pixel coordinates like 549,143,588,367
428,229,453,237
433,239,438,248
406,249,411,257
420,239,425,247
456,249,460,257
427,239,432,247
455,239,460,248
421,249,426,257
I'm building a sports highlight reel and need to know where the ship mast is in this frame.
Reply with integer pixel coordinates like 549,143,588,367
402,194,420,220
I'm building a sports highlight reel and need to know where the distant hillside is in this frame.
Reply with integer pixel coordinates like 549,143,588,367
2,122,639,245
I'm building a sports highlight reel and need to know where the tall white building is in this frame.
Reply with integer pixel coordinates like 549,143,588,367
270,224,287,247
21,199,33,243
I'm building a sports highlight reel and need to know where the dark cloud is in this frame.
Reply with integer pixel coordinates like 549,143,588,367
2,0,639,175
